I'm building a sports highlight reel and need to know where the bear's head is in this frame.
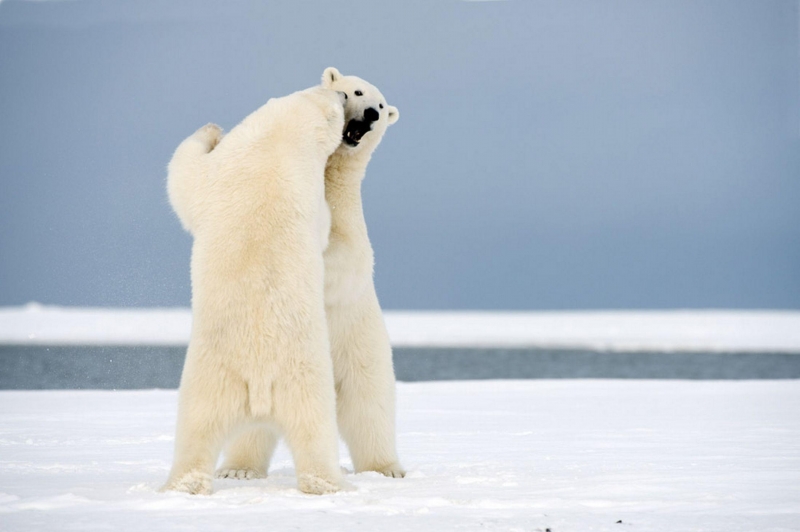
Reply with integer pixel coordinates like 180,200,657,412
321,67,399,152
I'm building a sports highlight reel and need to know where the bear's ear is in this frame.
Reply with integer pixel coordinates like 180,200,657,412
387,105,399,125
322,67,341,88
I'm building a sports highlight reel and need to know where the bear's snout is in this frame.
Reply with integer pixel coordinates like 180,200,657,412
363,107,379,123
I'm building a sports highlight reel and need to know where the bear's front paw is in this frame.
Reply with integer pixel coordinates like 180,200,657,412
194,123,224,152
215,467,266,480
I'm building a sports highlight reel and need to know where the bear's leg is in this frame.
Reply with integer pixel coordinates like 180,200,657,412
215,425,280,480
167,123,223,234
162,362,246,495
330,290,405,478
272,369,343,495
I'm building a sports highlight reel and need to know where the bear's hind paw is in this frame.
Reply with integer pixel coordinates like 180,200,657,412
160,470,213,495
297,473,345,495
371,462,406,479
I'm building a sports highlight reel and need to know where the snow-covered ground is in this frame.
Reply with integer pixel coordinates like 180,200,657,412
3,304,800,352
1,380,798,531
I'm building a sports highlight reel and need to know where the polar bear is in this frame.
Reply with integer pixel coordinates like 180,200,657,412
162,85,347,495
217,68,405,480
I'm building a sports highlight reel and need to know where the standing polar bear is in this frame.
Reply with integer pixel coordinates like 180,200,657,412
163,85,347,495
217,68,405,480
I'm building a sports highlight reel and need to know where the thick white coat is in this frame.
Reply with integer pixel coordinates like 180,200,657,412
162,86,347,495
218,68,405,480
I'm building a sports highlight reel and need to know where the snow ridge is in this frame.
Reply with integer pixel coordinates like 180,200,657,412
2,304,800,352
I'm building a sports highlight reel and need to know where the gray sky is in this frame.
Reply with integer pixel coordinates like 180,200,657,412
0,0,798,309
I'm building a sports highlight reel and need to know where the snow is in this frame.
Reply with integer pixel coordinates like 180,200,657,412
0,304,192,347
3,304,800,352
385,311,800,352
1,380,799,531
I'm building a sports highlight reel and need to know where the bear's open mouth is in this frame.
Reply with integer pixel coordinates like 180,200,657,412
343,119,372,147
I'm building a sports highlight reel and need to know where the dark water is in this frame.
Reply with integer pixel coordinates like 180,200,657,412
1,346,798,389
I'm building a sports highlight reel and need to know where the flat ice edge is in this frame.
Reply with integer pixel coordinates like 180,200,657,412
2,303,800,353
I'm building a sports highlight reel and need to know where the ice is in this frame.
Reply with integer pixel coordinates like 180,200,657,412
1,380,798,530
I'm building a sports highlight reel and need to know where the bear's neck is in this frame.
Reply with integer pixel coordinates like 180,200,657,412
325,149,373,238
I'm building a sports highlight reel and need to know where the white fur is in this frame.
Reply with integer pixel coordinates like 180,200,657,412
322,68,404,478
218,68,405,480
162,86,347,495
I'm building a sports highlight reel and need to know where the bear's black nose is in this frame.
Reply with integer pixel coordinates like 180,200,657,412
363,107,379,122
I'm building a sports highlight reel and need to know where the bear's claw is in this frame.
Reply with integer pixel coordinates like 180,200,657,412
215,468,266,480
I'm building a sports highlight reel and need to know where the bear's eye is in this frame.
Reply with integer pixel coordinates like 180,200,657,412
379,103,384,109
354,90,363,97
344,93,348,100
